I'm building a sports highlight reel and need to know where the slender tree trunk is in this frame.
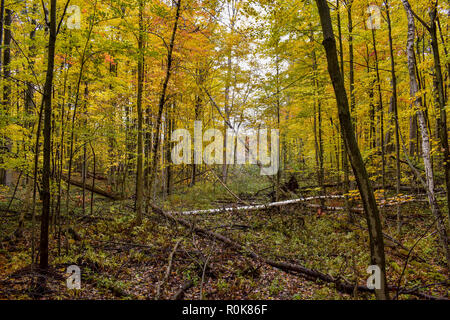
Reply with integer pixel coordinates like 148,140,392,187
0,0,5,72
275,49,282,203
0,8,11,186
39,0,57,277
165,103,173,196
2,8,11,104
82,84,88,216
222,51,232,184
315,0,389,299
90,141,95,216
335,0,343,187
344,0,355,222
429,9,450,223
311,33,325,208
191,67,204,186
371,29,386,198
385,1,402,234
135,0,145,224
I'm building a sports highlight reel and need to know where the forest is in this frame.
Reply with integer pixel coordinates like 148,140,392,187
0,0,449,301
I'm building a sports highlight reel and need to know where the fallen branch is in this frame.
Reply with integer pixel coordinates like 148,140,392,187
60,175,127,201
174,170,210,186
155,239,182,300
207,165,250,205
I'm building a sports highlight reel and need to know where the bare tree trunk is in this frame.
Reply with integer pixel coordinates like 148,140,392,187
315,0,389,300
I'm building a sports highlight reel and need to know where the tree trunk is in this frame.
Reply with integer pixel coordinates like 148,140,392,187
385,1,402,234
0,8,11,186
315,0,389,300
165,103,173,196
39,0,57,276
371,29,386,197
344,0,355,222
135,0,145,224
311,32,325,208
429,9,450,224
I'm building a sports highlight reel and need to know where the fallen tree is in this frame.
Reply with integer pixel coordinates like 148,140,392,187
170,195,346,215
60,175,127,201
149,203,447,300
171,193,430,216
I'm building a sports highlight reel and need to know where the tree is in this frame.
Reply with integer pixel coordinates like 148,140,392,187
314,0,389,300
39,0,58,277
401,0,450,269
135,0,145,224
148,0,182,202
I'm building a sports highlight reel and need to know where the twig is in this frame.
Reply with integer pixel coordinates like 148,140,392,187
155,239,182,300
200,244,214,300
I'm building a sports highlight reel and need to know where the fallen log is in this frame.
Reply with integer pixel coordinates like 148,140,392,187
173,193,434,216
170,195,346,215
60,175,127,201
149,203,446,300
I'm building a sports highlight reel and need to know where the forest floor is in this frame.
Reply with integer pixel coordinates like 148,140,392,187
0,171,449,300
